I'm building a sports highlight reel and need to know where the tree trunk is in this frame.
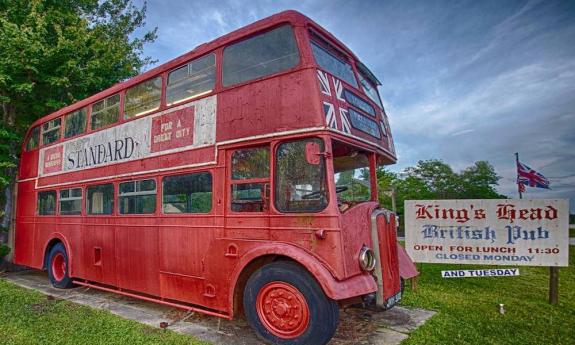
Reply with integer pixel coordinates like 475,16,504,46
1,104,17,262
1,181,13,230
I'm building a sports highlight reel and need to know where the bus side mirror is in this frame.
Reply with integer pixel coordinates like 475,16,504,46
305,142,321,165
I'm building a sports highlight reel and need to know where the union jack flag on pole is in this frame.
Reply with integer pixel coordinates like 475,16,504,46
516,155,551,191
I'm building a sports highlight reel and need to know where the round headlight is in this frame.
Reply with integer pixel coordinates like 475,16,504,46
359,246,377,271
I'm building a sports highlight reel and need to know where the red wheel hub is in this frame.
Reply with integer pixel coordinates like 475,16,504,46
51,252,66,282
256,281,310,339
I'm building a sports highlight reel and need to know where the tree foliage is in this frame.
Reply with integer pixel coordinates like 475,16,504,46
0,0,156,236
378,159,506,231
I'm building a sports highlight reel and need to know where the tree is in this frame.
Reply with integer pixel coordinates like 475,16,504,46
406,159,460,199
458,161,506,199
377,159,505,235
0,0,157,255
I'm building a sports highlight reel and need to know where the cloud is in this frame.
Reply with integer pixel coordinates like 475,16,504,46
134,0,575,211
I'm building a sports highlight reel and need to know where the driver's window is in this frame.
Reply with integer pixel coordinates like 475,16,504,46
230,147,270,212
275,138,327,213
332,141,371,205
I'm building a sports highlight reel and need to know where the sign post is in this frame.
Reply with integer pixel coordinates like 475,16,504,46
549,266,559,304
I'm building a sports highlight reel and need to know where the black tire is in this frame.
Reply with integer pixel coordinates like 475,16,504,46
47,243,75,289
243,261,339,345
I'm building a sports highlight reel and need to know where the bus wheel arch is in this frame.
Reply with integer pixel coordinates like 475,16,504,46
229,245,338,319
42,234,73,273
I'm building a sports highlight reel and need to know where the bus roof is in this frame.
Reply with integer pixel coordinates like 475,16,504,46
29,10,359,129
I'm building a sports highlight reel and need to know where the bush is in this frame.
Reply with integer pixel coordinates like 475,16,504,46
0,244,10,260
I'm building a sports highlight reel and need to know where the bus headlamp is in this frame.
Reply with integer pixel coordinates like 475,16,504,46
359,246,376,272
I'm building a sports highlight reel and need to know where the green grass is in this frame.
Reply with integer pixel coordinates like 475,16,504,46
2,247,574,345
400,246,575,345
0,279,207,345
569,226,574,238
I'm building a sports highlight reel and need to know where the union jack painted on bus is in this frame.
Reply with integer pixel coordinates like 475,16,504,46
323,102,337,129
317,70,331,96
517,161,550,189
333,77,345,102
339,108,351,134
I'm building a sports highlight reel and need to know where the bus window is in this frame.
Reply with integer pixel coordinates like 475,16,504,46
275,138,327,213
231,147,270,179
59,188,82,215
167,54,216,105
344,90,375,116
91,94,120,130
124,77,162,119
87,184,114,215
310,39,358,88
163,172,212,213
41,118,61,146
26,126,40,151
358,71,383,109
119,179,156,214
222,25,300,87
65,107,87,138
38,190,57,215
231,147,270,212
348,108,381,139
357,62,383,109
333,142,371,203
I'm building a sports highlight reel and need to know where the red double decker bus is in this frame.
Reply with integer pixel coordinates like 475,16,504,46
14,10,416,344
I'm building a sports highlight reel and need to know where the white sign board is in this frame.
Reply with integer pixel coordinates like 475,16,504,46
405,199,569,267
441,268,520,278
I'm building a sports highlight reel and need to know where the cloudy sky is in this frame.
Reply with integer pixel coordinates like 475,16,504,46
134,0,575,211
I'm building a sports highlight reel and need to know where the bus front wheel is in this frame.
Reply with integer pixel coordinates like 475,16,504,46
47,243,75,289
243,261,339,345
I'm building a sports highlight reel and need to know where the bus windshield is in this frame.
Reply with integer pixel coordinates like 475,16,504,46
332,141,371,205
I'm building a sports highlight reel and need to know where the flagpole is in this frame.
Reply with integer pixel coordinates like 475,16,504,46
515,152,523,199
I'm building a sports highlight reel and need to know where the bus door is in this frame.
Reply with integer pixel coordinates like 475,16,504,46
83,183,117,286
114,179,160,296
225,146,271,239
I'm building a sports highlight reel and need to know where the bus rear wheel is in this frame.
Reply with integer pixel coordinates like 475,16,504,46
47,243,75,289
243,261,339,345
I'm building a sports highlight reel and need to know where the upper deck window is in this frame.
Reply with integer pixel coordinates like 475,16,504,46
65,107,87,138
125,77,162,119
311,40,358,87
344,90,375,116
348,108,381,139
26,126,40,151
91,94,120,130
167,54,215,105
41,118,61,146
358,70,383,109
223,25,300,87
